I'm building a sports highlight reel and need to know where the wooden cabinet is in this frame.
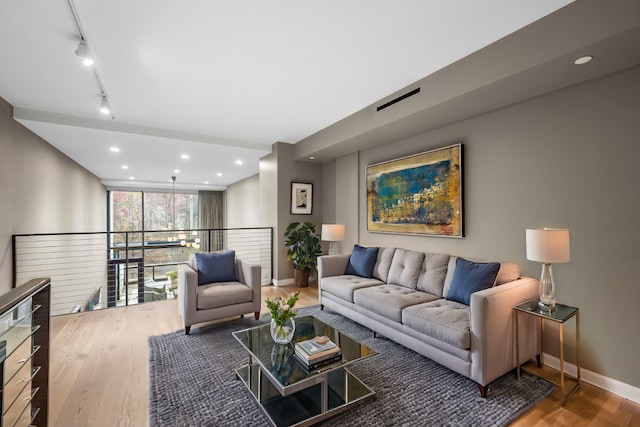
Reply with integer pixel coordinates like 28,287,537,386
0,279,50,427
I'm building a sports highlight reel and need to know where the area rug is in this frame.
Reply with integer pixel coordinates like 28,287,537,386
149,306,553,426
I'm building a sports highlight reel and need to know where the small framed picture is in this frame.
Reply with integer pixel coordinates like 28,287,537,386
290,182,313,215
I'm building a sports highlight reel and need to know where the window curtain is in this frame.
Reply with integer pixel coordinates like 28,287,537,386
198,191,224,251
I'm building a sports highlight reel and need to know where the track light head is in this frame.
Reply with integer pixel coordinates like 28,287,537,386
75,41,93,66
100,96,110,114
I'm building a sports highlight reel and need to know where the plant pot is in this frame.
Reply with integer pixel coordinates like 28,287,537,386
270,318,296,344
294,269,310,287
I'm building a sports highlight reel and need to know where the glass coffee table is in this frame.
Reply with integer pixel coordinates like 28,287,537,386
232,315,376,427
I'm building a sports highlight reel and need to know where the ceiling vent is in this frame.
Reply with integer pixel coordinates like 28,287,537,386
376,87,421,112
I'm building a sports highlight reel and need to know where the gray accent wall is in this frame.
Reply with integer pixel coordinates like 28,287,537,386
330,66,640,389
259,142,323,282
0,97,107,294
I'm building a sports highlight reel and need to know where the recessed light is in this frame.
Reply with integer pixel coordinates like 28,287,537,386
309,156,315,160
121,165,129,169
235,160,243,165
216,172,223,177
204,180,209,184
574,55,593,65
129,176,135,180
181,154,189,159
174,169,180,173
109,147,120,153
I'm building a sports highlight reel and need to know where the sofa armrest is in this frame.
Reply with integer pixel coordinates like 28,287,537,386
318,254,350,280
178,263,199,324
318,254,351,305
469,277,540,386
237,258,262,313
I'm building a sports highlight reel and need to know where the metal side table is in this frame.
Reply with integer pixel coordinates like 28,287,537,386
514,299,580,403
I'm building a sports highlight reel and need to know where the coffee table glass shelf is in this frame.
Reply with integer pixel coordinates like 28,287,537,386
233,316,376,427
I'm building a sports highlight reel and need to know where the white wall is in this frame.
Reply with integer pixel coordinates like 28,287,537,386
0,97,107,295
226,174,262,228
332,66,640,389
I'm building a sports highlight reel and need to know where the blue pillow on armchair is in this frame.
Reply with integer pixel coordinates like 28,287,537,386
196,250,237,285
446,257,500,305
345,245,379,278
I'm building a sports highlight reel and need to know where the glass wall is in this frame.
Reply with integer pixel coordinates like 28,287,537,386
108,190,199,305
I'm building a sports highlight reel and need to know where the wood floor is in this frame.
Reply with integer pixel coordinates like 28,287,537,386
49,286,640,427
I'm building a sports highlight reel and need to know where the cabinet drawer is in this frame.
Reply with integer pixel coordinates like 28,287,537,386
4,338,33,386
2,379,33,427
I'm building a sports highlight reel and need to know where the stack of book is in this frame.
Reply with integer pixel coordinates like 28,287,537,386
294,336,341,371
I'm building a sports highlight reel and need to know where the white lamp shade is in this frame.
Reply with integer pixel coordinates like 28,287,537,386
526,228,570,263
321,224,346,242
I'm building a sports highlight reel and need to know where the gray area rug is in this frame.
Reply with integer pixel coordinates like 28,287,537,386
149,306,553,426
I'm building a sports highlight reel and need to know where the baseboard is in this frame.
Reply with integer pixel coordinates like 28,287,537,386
543,353,640,404
272,278,294,287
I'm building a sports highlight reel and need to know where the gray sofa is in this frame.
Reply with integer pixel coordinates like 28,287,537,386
318,247,540,396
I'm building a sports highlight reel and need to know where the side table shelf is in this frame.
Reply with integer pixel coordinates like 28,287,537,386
0,278,50,427
514,298,580,404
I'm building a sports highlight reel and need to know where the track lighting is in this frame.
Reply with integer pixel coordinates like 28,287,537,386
100,96,110,114
75,41,93,66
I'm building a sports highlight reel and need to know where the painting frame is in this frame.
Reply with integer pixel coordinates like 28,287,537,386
290,182,313,215
366,143,463,237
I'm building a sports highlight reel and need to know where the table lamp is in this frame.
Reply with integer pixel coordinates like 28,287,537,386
321,224,346,255
526,228,570,310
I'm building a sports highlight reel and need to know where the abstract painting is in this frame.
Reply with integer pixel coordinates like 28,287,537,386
366,144,463,237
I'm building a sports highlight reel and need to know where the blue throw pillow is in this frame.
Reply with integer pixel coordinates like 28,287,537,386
196,250,237,285
446,257,500,305
345,245,379,278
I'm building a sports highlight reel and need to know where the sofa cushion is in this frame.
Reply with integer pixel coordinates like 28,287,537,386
196,250,237,285
353,284,439,323
321,275,385,303
372,247,396,282
416,253,451,296
402,299,471,349
446,258,500,305
196,281,252,309
387,249,425,289
495,262,520,285
345,245,379,278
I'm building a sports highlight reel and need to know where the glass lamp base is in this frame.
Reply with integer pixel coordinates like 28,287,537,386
538,299,556,311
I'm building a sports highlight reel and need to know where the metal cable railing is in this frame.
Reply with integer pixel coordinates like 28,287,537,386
12,227,273,316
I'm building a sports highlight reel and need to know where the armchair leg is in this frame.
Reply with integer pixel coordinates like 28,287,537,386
185,325,191,335
254,311,260,320
241,314,244,318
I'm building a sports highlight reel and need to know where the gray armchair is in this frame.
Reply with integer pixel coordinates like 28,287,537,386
178,252,261,335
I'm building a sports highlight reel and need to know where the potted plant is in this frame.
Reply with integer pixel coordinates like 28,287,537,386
284,222,323,287
166,270,178,284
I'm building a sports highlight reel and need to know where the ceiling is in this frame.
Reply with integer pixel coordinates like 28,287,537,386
0,0,576,191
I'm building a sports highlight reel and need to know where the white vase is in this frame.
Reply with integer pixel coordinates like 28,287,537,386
270,318,295,344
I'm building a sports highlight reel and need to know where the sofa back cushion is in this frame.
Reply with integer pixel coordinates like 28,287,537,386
495,262,521,285
387,249,425,289
372,247,396,282
416,253,451,296
345,245,379,278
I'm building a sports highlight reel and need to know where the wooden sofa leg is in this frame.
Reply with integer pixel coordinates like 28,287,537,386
185,325,191,335
536,354,542,368
320,304,324,311
241,314,244,318
254,311,260,320
477,383,487,398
